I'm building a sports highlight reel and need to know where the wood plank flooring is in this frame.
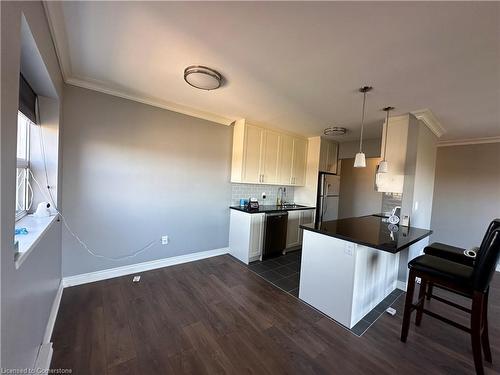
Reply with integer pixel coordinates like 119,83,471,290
51,255,500,374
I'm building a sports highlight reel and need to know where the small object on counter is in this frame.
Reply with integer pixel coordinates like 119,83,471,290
15,227,28,235
239,198,248,207
388,206,401,225
400,214,410,227
248,198,259,211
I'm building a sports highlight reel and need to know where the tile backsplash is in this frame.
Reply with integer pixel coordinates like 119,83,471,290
382,192,403,215
231,183,295,206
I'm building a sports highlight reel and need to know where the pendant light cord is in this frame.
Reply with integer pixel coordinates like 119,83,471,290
381,106,394,161
359,91,366,153
382,109,389,161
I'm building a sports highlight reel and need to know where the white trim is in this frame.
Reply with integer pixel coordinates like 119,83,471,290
43,280,64,344
34,343,53,372
66,77,233,126
15,215,59,269
42,1,71,81
62,247,229,287
437,136,500,147
396,280,407,291
411,109,446,138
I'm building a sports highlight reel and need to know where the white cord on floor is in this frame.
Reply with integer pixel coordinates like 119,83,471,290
28,168,158,261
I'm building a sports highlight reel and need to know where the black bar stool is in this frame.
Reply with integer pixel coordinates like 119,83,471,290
424,219,500,299
400,228,500,375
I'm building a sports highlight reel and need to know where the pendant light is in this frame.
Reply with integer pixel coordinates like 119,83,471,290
378,106,394,173
354,86,372,168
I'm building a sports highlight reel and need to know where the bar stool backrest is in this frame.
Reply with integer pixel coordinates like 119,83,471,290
472,228,500,293
479,219,500,250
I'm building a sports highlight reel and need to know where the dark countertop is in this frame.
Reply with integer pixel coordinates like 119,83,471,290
230,205,316,214
300,215,432,253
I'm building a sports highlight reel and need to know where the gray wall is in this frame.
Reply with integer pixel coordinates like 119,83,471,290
1,1,64,369
431,142,500,249
62,85,232,277
338,157,383,219
338,138,381,159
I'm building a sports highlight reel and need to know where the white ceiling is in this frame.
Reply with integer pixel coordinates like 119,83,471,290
45,1,499,142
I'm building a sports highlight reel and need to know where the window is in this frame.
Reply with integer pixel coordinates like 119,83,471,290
16,111,33,220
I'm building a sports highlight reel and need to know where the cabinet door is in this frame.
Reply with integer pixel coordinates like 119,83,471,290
291,138,307,186
319,140,338,173
278,135,294,185
249,213,265,259
286,211,301,248
298,210,315,243
243,124,264,183
326,142,338,173
261,130,280,184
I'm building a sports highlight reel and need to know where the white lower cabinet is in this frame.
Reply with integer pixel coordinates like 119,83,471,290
286,209,315,250
229,209,315,263
229,210,264,264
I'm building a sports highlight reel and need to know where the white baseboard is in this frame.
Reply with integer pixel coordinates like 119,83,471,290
396,280,407,291
34,343,53,372
36,280,63,371
63,247,229,287
43,280,64,344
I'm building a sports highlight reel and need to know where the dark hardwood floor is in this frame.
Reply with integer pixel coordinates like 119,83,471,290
51,255,500,374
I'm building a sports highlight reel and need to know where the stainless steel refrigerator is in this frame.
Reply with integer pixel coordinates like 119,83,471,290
317,173,340,223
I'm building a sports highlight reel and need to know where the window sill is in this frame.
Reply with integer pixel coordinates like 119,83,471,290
14,214,59,269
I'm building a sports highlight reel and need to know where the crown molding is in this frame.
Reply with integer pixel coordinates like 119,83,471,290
411,109,446,138
42,1,71,81
437,136,500,147
66,77,233,125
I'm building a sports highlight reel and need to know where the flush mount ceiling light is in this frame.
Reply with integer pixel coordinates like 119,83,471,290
324,127,347,136
378,106,395,173
354,86,372,168
184,65,223,90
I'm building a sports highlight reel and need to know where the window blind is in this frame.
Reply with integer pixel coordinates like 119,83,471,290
18,74,37,123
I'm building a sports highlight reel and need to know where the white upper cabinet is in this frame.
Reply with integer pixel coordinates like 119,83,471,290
319,139,338,174
291,137,307,185
278,135,294,185
261,130,280,184
231,119,308,186
242,123,264,183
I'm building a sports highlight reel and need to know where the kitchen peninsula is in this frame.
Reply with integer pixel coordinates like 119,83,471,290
299,215,432,329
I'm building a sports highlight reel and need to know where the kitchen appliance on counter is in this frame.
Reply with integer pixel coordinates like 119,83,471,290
262,212,288,260
316,172,340,223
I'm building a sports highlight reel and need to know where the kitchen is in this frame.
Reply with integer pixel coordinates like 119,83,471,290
228,94,439,334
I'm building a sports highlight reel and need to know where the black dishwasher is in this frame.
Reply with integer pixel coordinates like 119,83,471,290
262,212,288,260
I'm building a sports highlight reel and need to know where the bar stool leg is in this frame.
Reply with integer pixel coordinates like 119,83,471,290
401,270,416,342
415,278,427,326
426,282,433,301
471,291,485,375
482,290,492,363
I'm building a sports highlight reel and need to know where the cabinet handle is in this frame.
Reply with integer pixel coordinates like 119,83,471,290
261,174,264,183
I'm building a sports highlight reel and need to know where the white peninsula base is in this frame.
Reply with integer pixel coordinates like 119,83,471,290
299,230,400,329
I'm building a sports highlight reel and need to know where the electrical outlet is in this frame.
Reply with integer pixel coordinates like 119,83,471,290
132,275,141,283
161,235,169,245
